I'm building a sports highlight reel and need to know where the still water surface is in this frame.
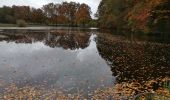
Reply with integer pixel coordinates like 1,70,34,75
0,27,169,97
0,28,114,95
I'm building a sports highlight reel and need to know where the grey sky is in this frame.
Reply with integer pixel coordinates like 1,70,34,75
0,0,101,17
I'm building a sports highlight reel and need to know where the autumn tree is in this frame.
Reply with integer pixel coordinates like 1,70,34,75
66,2,80,26
96,0,126,29
75,3,91,26
42,2,92,26
30,8,46,24
12,5,30,22
0,2,92,26
96,0,170,33
42,3,59,24
57,2,70,24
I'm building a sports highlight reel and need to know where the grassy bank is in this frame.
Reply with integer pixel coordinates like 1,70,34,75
0,23,17,27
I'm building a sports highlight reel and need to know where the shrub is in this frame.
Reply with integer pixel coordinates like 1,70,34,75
17,19,27,27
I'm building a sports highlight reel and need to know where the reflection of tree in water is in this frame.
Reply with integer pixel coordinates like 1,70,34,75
0,30,90,50
45,31,90,49
97,34,170,83
0,32,46,43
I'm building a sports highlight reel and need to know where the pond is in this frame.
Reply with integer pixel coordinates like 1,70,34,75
0,27,169,99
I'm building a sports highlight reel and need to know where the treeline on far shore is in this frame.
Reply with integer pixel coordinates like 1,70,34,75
0,2,97,27
0,0,170,35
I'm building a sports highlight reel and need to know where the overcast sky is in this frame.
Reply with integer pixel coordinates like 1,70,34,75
0,0,101,17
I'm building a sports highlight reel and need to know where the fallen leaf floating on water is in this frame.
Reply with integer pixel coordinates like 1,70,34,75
0,78,169,99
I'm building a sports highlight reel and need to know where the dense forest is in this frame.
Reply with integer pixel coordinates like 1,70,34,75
0,2,91,26
0,0,170,34
96,0,170,33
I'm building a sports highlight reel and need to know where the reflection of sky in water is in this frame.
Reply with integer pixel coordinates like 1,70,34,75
0,34,114,93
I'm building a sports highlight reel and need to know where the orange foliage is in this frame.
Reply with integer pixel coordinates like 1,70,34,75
75,3,91,25
126,0,168,31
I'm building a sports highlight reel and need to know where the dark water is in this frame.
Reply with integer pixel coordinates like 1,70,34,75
0,27,169,97
97,32,170,83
